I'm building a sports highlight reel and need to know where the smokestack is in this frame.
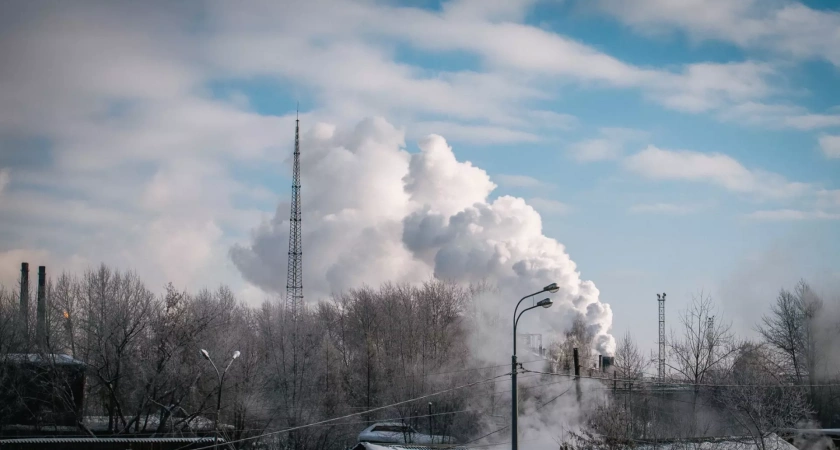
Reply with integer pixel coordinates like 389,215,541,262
602,356,614,372
20,262,29,342
598,355,603,371
36,265,46,350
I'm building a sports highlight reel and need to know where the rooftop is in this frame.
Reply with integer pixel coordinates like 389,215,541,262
1,354,86,366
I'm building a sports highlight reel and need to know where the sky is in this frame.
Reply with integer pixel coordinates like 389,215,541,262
0,0,838,359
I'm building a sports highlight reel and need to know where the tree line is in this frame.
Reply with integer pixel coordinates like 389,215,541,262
575,282,840,450
0,264,514,449
1,263,838,449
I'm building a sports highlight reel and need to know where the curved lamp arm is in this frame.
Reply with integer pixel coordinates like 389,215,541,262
513,291,543,326
513,283,558,356
201,349,222,383
515,304,541,332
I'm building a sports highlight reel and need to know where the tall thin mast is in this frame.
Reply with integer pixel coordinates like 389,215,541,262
286,106,303,316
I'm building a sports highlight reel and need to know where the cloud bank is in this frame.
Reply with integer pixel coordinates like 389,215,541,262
230,117,615,354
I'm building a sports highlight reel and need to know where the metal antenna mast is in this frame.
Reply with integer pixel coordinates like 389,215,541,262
657,292,666,383
286,106,303,317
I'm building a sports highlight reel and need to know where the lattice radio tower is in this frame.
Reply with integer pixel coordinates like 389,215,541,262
657,292,666,383
285,107,303,317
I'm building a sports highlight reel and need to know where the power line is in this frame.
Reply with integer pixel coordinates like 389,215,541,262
185,372,512,450
520,368,840,388
446,383,576,449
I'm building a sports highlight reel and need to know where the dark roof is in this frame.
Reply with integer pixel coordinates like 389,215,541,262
1,354,86,366
0,437,221,444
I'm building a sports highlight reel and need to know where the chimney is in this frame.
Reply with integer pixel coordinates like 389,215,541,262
20,262,29,342
36,265,46,350
602,356,614,372
598,355,603,372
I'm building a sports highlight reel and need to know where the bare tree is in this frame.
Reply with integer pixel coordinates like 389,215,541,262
614,332,649,382
758,279,839,427
548,315,596,375
715,341,812,450
668,292,738,394
757,281,811,383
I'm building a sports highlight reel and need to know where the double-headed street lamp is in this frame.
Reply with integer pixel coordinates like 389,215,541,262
512,283,559,450
200,349,240,449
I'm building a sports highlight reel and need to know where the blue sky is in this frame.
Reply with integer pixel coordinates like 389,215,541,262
0,0,838,359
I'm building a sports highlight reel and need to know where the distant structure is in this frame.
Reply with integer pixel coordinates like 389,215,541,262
36,265,47,349
285,107,303,316
657,292,666,383
19,263,29,343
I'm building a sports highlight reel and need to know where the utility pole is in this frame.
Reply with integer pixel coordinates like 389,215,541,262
428,402,433,439
573,347,581,403
657,293,666,383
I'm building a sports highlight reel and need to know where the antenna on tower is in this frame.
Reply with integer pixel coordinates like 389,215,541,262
657,292,666,383
286,106,303,318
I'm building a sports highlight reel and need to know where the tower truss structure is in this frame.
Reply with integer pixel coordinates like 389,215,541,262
286,109,303,316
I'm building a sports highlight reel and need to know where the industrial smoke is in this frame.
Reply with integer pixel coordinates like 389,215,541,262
231,117,615,355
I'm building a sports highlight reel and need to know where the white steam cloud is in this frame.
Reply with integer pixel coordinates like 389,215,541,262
230,117,615,354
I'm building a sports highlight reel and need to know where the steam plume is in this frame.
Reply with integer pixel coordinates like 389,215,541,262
231,117,615,354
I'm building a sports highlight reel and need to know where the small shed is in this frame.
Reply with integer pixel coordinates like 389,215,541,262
0,354,86,427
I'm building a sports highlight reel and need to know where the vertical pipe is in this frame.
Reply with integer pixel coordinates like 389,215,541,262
36,265,46,350
428,402,433,439
20,262,29,343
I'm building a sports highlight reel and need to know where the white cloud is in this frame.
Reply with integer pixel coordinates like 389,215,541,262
0,169,9,197
593,0,840,66
817,189,840,208
818,134,840,159
0,0,829,302
629,203,704,215
783,114,840,131
745,209,840,221
496,174,551,189
524,110,580,130
624,145,811,199
231,118,615,353
408,121,541,144
568,138,623,162
205,0,782,117
528,197,571,215
568,127,649,162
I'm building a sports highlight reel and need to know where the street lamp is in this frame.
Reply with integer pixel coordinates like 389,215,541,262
200,349,240,449
511,283,558,450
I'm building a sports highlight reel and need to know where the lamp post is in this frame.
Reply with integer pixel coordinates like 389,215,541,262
512,283,559,450
200,349,240,449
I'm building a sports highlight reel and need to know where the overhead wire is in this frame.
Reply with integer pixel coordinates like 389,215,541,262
520,368,840,388
183,371,513,450
444,380,576,449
